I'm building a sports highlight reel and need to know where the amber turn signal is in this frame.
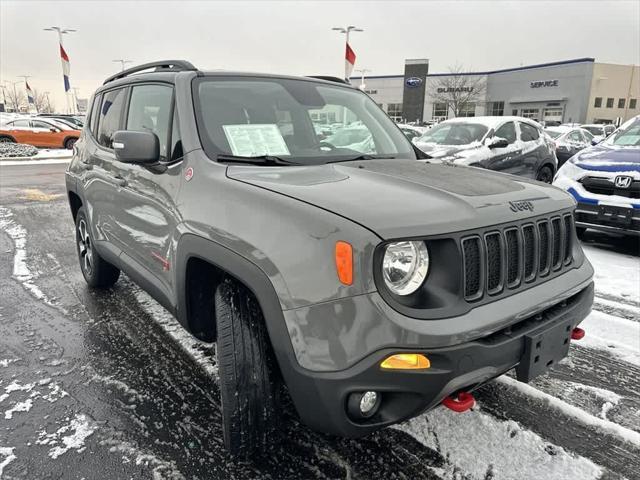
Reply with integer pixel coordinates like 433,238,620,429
335,241,353,285
380,353,430,370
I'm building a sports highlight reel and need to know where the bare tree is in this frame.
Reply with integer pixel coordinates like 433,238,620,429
32,89,54,113
428,64,487,118
3,86,26,112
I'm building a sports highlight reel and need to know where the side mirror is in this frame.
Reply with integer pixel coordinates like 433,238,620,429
113,130,159,164
487,137,509,149
49,127,59,133
591,138,600,146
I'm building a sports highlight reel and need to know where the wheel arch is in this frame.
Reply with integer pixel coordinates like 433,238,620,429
63,135,79,148
0,134,16,142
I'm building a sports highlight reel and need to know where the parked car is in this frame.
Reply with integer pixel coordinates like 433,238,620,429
67,60,594,456
544,126,594,167
581,123,616,143
38,113,85,129
0,117,80,149
554,115,639,236
413,116,558,182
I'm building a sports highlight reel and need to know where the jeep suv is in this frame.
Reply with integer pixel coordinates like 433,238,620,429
66,61,594,455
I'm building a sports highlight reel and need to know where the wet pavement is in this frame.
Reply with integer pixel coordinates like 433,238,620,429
0,161,639,480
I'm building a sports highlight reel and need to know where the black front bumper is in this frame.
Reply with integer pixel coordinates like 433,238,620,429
575,202,640,236
286,282,594,437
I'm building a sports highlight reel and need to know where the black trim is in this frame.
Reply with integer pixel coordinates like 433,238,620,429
103,60,196,85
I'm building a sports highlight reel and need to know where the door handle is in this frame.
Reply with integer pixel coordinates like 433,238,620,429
78,162,93,171
112,175,127,187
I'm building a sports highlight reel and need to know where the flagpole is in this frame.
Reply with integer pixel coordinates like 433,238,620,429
331,25,363,81
19,75,35,113
44,26,76,114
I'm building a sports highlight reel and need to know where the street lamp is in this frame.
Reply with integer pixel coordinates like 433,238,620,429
355,68,371,90
332,25,363,80
112,59,133,71
72,87,81,113
43,26,76,113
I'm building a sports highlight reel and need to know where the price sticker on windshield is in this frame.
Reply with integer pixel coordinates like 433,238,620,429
223,124,290,157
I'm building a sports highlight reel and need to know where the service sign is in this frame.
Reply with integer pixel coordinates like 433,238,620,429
530,80,559,88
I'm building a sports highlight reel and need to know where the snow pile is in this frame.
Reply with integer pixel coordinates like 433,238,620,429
0,142,38,158
0,447,16,477
4,399,33,419
583,245,640,304
36,414,96,459
397,406,602,480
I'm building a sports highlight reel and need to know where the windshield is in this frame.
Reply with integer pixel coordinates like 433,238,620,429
603,118,640,147
582,125,603,136
193,77,415,164
416,122,488,145
545,130,562,139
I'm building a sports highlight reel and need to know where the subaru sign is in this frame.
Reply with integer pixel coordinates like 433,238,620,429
405,77,423,88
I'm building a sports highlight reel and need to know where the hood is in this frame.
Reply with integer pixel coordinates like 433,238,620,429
227,159,575,239
572,143,640,173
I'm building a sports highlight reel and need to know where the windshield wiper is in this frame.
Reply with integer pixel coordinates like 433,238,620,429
216,154,300,166
328,154,397,164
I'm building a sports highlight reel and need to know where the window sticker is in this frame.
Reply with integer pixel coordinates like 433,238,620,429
223,124,290,157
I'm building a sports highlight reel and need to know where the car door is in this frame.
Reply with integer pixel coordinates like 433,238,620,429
109,83,181,298
30,119,61,148
566,129,587,157
483,121,521,174
6,119,35,145
517,122,545,178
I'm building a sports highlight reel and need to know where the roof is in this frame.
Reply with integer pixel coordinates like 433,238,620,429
440,115,539,128
350,57,595,81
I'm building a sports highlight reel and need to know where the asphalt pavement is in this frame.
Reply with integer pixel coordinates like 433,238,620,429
0,161,638,480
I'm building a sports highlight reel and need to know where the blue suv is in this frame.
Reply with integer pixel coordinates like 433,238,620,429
554,115,640,237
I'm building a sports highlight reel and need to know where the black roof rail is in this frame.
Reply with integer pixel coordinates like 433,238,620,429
307,76,350,85
103,60,197,85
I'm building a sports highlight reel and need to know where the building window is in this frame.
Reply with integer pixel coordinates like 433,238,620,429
520,108,540,120
618,98,626,109
458,103,476,117
490,101,504,116
594,97,602,108
432,103,448,119
606,98,614,108
631,99,637,109
512,109,518,116
387,103,402,122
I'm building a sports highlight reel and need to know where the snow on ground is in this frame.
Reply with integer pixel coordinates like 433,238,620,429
578,310,640,366
0,158,72,166
397,406,602,480
583,244,640,304
35,414,96,459
0,447,16,477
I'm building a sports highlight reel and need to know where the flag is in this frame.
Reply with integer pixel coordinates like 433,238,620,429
345,43,356,79
26,81,34,104
60,44,71,92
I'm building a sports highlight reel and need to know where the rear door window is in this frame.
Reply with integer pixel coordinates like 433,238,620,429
97,88,126,149
126,84,173,160
519,122,540,142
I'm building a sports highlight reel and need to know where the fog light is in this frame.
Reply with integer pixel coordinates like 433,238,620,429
380,353,430,370
360,391,378,415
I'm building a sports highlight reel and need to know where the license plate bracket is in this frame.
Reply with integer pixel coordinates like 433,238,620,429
515,319,573,383
597,204,633,226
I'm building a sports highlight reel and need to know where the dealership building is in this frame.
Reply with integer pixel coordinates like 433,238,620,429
351,58,639,125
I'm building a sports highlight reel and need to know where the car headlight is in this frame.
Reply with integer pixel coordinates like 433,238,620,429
555,160,585,181
382,241,429,295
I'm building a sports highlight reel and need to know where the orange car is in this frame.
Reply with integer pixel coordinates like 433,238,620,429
0,117,80,149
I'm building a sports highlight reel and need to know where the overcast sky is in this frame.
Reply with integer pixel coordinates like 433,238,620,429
1,0,639,111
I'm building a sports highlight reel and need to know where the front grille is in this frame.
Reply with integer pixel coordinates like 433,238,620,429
461,213,575,301
580,176,640,199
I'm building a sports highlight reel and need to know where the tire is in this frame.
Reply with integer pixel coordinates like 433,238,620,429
576,227,587,239
75,207,120,288
65,137,78,150
536,165,554,183
215,278,280,456
0,136,15,143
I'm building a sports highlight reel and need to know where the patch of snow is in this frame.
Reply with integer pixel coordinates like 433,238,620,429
498,376,640,447
90,374,146,403
101,437,186,479
36,414,96,459
0,447,16,477
397,406,602,480
4,398,33,419
583,244,640,304
0,158,71,166
578,310,640,366
0,206,55,306
0,359,18,368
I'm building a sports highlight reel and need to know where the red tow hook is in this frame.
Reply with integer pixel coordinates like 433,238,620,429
571,327,585,340
442,391,476,413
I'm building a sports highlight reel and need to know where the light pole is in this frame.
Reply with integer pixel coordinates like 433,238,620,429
112,59,132,71
43,26,76,114
355,68,371,90
332,25,363,80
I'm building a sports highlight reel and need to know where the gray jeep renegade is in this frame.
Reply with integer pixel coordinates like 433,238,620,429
66,60,594,456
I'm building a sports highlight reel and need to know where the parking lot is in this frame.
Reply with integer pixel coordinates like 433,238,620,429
0,160,638,479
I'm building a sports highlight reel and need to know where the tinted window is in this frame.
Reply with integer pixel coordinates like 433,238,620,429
594,97,602,108
31,120,55,129
581,129,594,141
10,119,30,128
569,131,583,142
89,94,101,135
630,99,637,109
126,84,173,159
606,98,614,108
544,129,562,139
519,123,540,141
418,122,488,145
618,98,625,109
494,122,516,144
97,88,126,149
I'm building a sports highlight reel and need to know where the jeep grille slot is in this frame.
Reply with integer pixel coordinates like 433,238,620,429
462,237,483,300
485,232,503,295
460,213,575,303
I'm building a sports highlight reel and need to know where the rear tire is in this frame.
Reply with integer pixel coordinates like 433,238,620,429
75,207,120,288
536,165,554,183
215,278,280,456
0,136,15,143
65,137,77,150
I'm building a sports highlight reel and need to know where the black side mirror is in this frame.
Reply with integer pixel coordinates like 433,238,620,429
113,130,159,164
487,137,509,149
50,128,58,133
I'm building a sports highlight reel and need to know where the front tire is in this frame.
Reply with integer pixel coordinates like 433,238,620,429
0,136,15,143
536,165,554,183
65,137,77,150
75,207,120,288
215,278,280,456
